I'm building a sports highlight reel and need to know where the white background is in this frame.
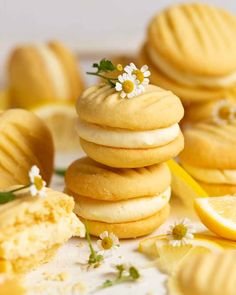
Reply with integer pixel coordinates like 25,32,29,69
1,0,236,54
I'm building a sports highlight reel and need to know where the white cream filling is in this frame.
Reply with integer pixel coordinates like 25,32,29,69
76,119,180,148
74,187,171,223
36,45,69,99
148,46,236,88
182,162,236,185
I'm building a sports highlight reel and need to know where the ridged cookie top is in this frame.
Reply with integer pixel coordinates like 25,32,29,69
175,251,236,295
148,3,236,75
0,109,54,188
76,84,184,130
65,157,171,201
180,123,236,169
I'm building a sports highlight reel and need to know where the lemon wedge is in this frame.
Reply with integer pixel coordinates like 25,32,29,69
139,233,228,274
167,159,208,208
195,196,236,240
30,102,80,151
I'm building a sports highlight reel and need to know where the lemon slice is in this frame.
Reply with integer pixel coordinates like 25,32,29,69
0,89,9,110
195,196,236,240
30,102,80,151
167,159,208,208
139,234,224,274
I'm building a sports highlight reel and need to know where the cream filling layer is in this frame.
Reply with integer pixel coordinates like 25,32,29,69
0,213,85,260
76,119,180,148
36,45,69,100
74,187,171,223
148,46,236,88
182,162,236,185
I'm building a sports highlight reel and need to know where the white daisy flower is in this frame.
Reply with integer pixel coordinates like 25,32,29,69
97,231,120,254
212,99,231,126
124,63,150,91
167,218,195,247
29,165,46,198
115,73,140,98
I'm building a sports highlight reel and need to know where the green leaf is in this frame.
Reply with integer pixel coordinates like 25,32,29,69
0,191,15,204
94,59,116,73
129,267,140,280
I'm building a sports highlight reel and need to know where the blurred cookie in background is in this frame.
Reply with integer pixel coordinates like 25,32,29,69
139,2,236,113
7,40,85,151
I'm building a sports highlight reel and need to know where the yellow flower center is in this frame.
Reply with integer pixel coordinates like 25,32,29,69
218,105,230,120
172,224,187,240
101,237,113,250
133,69,144,83
34,176,44,190
116,64,123,71
122,80,134,94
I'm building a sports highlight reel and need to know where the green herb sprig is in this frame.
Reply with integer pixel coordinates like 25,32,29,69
0,184,30,204
101,264,140,289
86,59,119,87
85,223,104,268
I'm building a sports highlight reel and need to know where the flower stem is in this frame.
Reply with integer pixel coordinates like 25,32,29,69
85,222,96,258
10,184,31,193
86,72,118,87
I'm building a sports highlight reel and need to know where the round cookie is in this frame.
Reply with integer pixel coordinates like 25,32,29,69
80,133,184,168
0,109,54,188
8,40,84,108
77,84,184,131
140,3,236,105
180,123,236,169
65,157,171,201
198,181,236,196
180,122,236,196
81,204,170,239
139,45,229,105
76,84,184,167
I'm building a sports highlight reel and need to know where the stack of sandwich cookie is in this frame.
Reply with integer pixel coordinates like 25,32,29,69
139,2,236,125
0,187,85,273
65,157,171,238
179,122,236,196
76,84,184,168
68,62,184,238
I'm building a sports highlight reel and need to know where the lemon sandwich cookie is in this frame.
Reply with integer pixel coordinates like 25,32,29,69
76,59,184,168
139,3,236,106
65,157,171,238
0,109,54,189
179,122,236,196
7,40,84,151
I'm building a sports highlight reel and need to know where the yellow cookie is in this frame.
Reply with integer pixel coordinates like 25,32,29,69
8,40,84,108
0,187,85,273
65,157,171,201
140,3,236,105
169,251,236,295
139,45,228,105
81,204,170,239
80,134,184,168
0,109,54,188
179,123,236,196
76,84,184,167
184,99,235,124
